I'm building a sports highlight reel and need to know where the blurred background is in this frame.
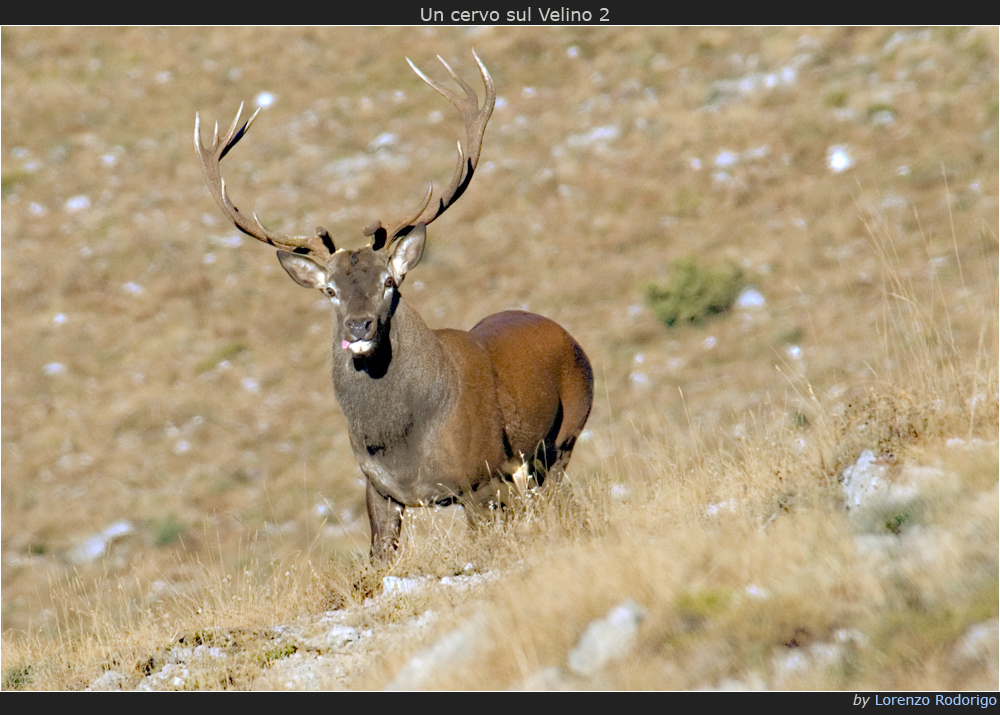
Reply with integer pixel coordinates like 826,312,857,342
2,26,996,639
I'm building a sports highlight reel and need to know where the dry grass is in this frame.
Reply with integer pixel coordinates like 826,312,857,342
2,27,997,690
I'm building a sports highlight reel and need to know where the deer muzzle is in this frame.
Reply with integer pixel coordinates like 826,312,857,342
343,316,377,355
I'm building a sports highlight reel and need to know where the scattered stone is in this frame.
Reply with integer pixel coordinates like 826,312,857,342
950,619,999,671
697,673,767,691
842,450,958,534
385,614,487,690
88,670,128,691
567,599,646,677
136,662,189,691
770,629,865,688
735,287,766,310
325,625,360,648
381,575,423,596
841,450,892,518
704,499,739,518
298,624,360,651
68,520,135,564
827,144,853,173
262,651,348,690
516,666,576,691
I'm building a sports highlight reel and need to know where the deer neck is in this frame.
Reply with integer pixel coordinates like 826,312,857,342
331,297,453,448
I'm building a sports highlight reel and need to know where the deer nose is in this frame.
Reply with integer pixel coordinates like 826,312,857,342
345,317,375,341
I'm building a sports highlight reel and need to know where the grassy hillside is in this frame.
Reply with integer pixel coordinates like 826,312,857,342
2,26,996,690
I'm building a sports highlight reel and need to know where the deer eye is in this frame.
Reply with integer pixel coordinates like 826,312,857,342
323,285,337,299
383,276,395,290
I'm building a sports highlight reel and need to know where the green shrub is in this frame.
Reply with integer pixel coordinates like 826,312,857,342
644,256,744,327
151,514,185,547
2,664,33,690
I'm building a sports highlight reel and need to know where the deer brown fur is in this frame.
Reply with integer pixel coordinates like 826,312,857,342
195,52,593,559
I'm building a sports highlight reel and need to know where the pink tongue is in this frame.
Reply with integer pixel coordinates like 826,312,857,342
342,340,351,350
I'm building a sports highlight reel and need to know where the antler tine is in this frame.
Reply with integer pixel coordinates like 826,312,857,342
407,55,471,110
362,181,433,250
380,51,495,245
195,104,330,256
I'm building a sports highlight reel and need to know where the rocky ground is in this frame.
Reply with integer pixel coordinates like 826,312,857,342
85,438,998,691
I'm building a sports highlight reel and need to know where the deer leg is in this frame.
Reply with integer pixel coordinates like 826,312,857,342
545,351,593,492
366,479,404,561
541,404,591,530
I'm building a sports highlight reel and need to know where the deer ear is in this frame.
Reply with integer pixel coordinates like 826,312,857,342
277,250,328,290
389,224,426,283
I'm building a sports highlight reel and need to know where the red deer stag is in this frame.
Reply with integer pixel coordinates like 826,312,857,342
195,52,593,560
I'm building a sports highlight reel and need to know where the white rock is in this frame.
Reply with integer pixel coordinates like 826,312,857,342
88,670,128,691
69,520,134,564
385,615,487,690
567,599,646,677
827,145,853,173
951,619,999,668
736,287,766,309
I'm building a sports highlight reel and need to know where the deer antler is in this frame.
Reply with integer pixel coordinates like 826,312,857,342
195,103,334,256
374,50,495,248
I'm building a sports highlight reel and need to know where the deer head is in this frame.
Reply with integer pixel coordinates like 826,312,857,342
276,226,425,357
194,52,494,358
